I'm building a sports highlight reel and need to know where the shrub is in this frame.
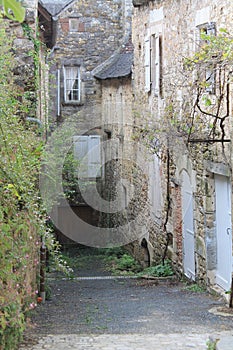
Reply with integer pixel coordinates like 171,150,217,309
138,260,174,277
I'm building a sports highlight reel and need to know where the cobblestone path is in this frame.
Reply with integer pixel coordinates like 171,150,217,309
19,248,233,350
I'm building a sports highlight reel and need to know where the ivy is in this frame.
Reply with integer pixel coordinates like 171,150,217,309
0,0,25,23
0,16,73,347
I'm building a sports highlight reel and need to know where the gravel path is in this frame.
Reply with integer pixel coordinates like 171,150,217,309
19,247,233,349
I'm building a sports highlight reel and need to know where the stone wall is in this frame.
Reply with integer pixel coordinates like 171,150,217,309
8,0,39,118
132,0,233,290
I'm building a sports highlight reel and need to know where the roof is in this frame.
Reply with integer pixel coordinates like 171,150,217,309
93,41,134,80
39,0,74,17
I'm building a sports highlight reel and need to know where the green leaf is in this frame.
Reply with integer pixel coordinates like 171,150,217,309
2,0,25,23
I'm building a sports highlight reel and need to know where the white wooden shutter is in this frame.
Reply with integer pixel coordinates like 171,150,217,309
73,135,89,177
206,22,216,94
206,22,216,36
154,36,161,95
144,37,151,92
73,135,101,178
87,135,101,178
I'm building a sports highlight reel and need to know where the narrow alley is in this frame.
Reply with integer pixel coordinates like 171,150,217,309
19,246,233,350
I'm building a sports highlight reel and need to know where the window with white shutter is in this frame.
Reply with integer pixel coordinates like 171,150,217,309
144,37,151,92
144,34,161,94
73,135,102,179
205,22,216,94
198,22,216,94
151,35,161,95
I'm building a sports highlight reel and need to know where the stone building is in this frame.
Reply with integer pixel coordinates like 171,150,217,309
38,0,135,246
131,0,233,296
38,0,132,131
38,0,233,296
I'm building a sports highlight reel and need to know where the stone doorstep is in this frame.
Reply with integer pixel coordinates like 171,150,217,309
209,335,233,350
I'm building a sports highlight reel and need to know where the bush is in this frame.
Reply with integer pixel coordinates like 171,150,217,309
0,18,43,349
138,260,174,277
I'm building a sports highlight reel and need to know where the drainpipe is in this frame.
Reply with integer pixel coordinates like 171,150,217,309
57,68,60,117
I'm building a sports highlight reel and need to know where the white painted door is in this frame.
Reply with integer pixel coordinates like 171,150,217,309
181,170,195,280
215,174,232,291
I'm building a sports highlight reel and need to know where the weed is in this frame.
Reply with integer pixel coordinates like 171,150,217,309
184,283,206,293
138,260,174,277
95,325,108,330
106,253,142,275
206,339,217,350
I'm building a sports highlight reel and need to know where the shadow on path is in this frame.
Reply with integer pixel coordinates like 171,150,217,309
20,246,233,348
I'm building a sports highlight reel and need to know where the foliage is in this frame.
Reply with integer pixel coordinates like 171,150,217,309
116,254,141,271
184,283,206,293
0,18,42,349
180,29,233,142
0,17,70,349
62,150,81,204
138,260,174,278
206,339,217,350
105,252,142,275
0,0,25,23
100,246,126,258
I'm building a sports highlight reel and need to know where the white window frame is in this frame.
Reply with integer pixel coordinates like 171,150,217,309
63,66,81,103
69,18,79,32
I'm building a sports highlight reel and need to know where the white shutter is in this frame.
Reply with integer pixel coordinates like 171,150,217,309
154,36,160,95
73,135,89,178
206,23,216,94
73,135,102,179
144,37,151,92
87,135,101,178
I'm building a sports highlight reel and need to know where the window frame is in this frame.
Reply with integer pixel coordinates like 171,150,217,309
69,18,79,32
63,65,81,103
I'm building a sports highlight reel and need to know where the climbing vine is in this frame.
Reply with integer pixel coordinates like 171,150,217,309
132,27,233,266
0,13,71,350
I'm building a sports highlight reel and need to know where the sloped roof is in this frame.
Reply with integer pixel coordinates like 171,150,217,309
93,41,134,80
39,0,74,17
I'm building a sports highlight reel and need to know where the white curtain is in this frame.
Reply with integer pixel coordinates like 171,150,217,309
64,66,79,101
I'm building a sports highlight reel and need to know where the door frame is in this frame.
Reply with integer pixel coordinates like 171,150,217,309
215,174,232,291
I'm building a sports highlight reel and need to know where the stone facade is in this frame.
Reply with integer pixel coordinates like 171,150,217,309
40,0,132,133
131,0,233,295
39,0,233,296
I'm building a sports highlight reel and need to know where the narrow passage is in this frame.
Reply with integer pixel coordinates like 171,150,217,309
19,246,233,350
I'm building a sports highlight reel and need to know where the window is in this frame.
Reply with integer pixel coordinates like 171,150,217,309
198,22,216,94
73,135,102,179
144,34,161,94
63,66,81,102
69,18,79,32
